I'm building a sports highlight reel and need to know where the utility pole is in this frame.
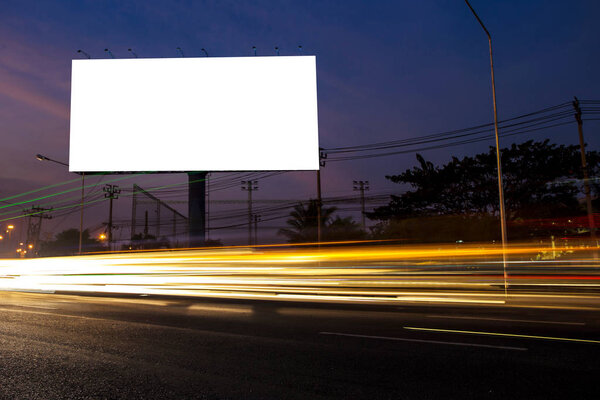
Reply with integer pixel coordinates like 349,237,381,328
573,96,596,243
103,184,121,251
241,180,258,245
23,206,52,255
253,214,261,245
353,180,370,230
317,148,327,243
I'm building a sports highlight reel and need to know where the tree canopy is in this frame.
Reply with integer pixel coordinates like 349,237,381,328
369,140,598,241
39,229,104,256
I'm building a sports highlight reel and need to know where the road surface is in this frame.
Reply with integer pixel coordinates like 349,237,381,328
0,291,598,399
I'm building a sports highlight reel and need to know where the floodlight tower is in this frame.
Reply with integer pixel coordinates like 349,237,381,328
103,184,121,250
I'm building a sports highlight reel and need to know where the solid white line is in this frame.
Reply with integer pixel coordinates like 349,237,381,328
426,315,585,326
319,331,527,351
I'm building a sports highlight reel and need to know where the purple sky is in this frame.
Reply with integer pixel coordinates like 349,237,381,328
1,0,599,245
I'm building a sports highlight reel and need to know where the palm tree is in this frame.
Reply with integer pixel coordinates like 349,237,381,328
278,200,336,243
324,216,367,241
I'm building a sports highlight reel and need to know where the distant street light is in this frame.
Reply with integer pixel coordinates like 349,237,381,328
76,49,91,59
464,0,508,297
35,153,86,255
104,48,115,58
127,48,139,58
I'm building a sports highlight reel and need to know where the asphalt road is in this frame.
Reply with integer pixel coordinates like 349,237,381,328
0,291,598,399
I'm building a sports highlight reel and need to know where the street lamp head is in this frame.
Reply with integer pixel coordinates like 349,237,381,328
76,49,91,59
35,154,68,167
7,225,14,230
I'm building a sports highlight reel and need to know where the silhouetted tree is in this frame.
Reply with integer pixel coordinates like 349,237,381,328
278,200,336,242
39,229,103,256
369,140,599,241
324,216,367,241
279,201,366,242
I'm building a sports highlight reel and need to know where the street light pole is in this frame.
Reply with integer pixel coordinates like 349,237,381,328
464,0,508,298
35,154,85,255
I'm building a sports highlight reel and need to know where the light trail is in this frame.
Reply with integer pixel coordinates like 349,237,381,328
0,243,599,307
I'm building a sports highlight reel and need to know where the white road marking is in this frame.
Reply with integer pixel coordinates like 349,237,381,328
426,315,585,326
404,326,600,344
0,307,111,322
319,331,527,351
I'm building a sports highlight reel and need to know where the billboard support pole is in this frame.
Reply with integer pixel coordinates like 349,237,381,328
188,172,207,247
79,173,85,255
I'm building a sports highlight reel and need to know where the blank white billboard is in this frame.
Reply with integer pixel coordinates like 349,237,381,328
69,56,319,172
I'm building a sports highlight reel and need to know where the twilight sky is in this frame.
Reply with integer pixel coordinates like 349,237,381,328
1,0,600,244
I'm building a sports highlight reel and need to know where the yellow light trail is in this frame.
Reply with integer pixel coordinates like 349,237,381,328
0,242,598,307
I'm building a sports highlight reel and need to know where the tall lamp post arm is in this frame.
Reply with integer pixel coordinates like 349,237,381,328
465,0,491,39
464,0,508,298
